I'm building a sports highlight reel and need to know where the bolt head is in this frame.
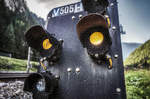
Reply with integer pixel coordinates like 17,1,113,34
72,16,75,20
55,75,60,79
106,54,111,58
114,54,118,58
76,67,80,72
110,3,114,6
104,15,109,18
47,17,50,19
112,26,116,30
49,62,53,65
43,57,46,60
95,54,99,58
79,14,83,18
116,88,121,92
67,68,72,72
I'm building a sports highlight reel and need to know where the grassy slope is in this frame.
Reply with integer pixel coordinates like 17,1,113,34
0,56,38,71
124,39,150,99
124,39,150,67
125,69,150,99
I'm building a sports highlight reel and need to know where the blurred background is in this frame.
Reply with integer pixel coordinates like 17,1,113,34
0,0,150,99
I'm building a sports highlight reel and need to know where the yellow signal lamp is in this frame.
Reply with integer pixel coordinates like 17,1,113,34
25,25,50,51
89,32,104,46
76,14,112,57
25,25,63,61
42,39,52,50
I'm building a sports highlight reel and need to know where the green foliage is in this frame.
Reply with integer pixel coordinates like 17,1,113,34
0,56,38,71
124,40,150,67
125,69,150,99
0,0,45,59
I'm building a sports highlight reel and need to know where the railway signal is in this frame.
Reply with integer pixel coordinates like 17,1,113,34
25,25,63,66
24,0,126,99
77,14,111,54
24,72,58,98
76,13,112,67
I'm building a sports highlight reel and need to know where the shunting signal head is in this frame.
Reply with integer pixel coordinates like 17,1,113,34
25,25,63,62
76,14,112,57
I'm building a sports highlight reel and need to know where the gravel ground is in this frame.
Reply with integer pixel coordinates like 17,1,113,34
0,81,32,99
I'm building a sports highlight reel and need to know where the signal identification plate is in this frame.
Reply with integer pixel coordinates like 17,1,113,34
51,2,84,18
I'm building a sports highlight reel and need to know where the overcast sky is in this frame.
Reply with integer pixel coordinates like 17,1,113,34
25,0,150,43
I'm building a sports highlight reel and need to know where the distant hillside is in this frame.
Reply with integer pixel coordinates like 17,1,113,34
0,0,45,59
122,42,141,60
124,39,150,67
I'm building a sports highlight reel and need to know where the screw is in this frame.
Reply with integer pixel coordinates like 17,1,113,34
76,67,80,72
67,68,72,72
116,88,121,92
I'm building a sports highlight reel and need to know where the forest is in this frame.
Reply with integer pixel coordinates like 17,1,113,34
0,0,45,60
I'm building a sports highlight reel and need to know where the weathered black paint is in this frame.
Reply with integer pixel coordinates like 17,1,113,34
43,0,126,99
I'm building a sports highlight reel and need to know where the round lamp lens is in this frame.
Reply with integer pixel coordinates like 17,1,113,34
90,32,104,46
43,39,52,50
36,79,46,91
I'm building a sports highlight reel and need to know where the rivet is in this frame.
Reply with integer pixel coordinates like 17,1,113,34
55,75,60,79
112,26,116,30
47,17,50,19
106,54,111,58
104,15,109,18
50,61,53,65
114,54,119,58
67,68,72,72
53,56,57,60
95,53,99,58
98,60,102,64
43,57,46,60
116,88,121,92
76,67,80,72
72,16,75,20
110,3,114,6
59,39,63,43
108,65,112,69
79,14,83,18
40,58,43,61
